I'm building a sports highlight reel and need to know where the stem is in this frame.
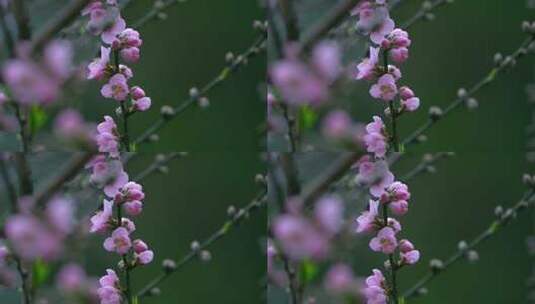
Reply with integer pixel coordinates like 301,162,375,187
12,0,31,40
34,151,95,207
120,101,131,152
382,204,398,304
112,50,131,152
382,49,399,152
300,152,362,207
28,0,91,53
281,104,297,152
0,5,15,57
281,255,299,304
116,203,132,304
15,257,31,304
131,0,184,29
279,0,300,41
0,158,18,213
389,100,399,152
297,0,360,53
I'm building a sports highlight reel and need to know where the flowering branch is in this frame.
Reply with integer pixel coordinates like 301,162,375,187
136,185,267,298
403,186,535,298
133,32,267,146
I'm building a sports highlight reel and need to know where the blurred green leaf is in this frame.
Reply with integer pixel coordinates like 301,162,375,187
298,260,318,284
29,106,48,136
298,106,318,131
31,259,50,289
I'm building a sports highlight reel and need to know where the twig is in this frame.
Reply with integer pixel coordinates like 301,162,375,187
382,204,398,303
281,253,299,304
136,187,267,298
401,0,450,29
131,0,185,29
28,0,91,53
399,152,454,181
297,0,359,54
133,33,267,146
403,188,535,298
278,0,300,41
0,5,15,57
0,157,18,212
12,0,31,40
33,151,95,207
300,152,363,206
132,152,187,182
402,35,535,147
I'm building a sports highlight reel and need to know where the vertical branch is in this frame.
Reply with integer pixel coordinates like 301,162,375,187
113,50,131,152
382,205,398,303
0,5,15,57
10,2,34,302
0,158,18,212
277,0,301,151
278,0,300,41
116,203,132,304
12,0,31,40
383,49,399,152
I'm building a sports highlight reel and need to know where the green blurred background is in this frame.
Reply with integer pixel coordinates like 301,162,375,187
0,0,267,302
270,0,535,303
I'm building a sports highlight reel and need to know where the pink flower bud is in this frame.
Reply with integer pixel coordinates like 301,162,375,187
120,47,140,63
133,239,148,253
134,97,151,112
390,47,409,63
399,86,415,100
123,201,143,216
130,86,145,100
399,239,415,253
402,97,420,112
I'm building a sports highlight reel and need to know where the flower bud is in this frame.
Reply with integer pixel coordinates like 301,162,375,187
494,205,504,217
198,96,210,108
160,105,175,119
465,97,478,110
149,287,161,297
190,241,201,251
493,53,503,65
130,86,146,100
200,250,212,262
227,205,237,217
466,250,479,263
429,259,444,273
162,259,177,273
428,106,443,121
457,88,468,99
457,240,468,251
189,87,200,99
